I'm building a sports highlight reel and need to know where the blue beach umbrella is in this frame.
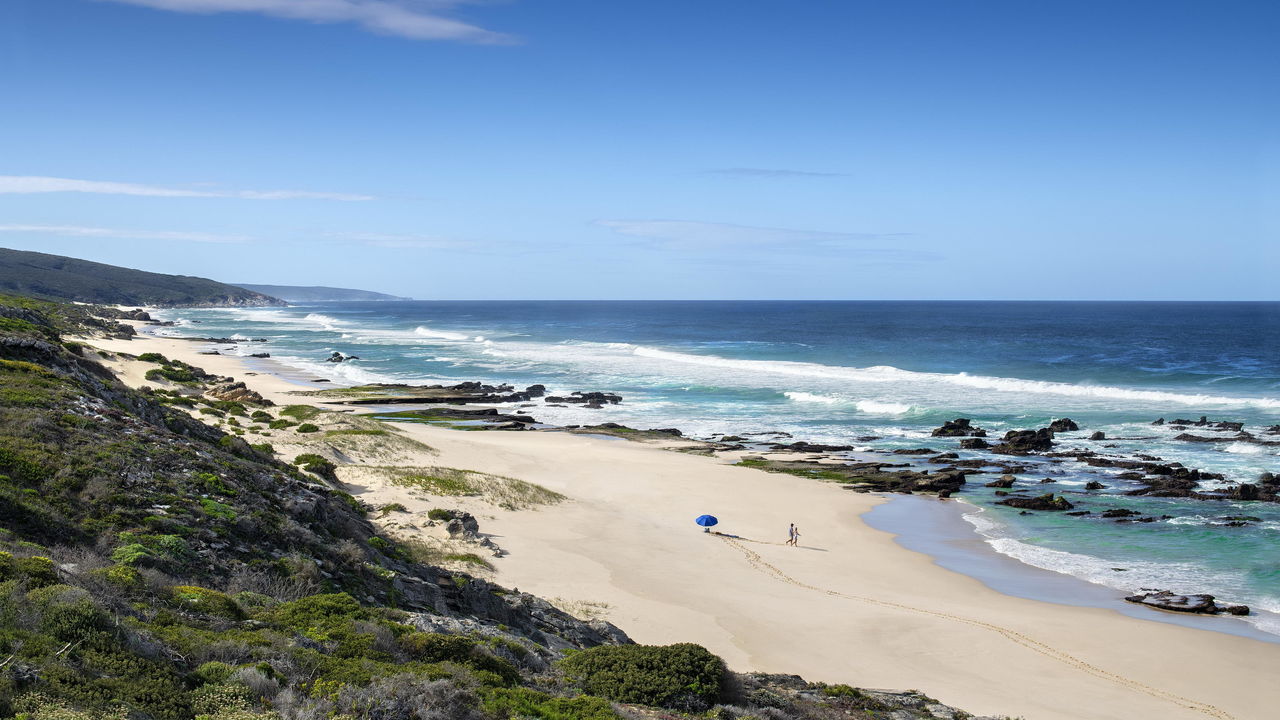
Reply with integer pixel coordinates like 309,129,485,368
695,514,718,532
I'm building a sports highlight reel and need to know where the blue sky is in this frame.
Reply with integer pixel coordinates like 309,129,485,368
0,0,1275,299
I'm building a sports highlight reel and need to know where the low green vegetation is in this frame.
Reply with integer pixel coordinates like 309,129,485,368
367,466,564,510
560,643,726,711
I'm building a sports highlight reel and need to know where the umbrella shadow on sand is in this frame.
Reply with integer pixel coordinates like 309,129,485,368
696,516,826,551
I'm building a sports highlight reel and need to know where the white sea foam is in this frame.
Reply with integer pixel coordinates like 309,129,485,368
784,391,842,404
304,313,343,331
629,345,1280,410
413,326,471,341
1225,442,1272,455
855,400,912,415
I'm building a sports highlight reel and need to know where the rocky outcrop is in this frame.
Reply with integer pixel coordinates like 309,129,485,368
1089,431,1106,441
997,493,1074,511
1047,418,1079,433
931,418,987,437
326,351,360,363
985,475,1016,488
991,428,1056,455
206,381,272,406
959,437,990,449
1124,590,1249,616
544,391,622,408
1085,480,1107,490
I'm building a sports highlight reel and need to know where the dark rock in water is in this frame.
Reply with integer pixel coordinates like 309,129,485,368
720,435,745,442
1124,590,1249,616
1102,508,1141,518
985,475,1016,488
1038,478,1055,483
1260,472,1278,486
855,435,880,442
545,391,622,406
1265,426,1280,436
771,441,854,453
1233,484,1260,501
524,384,546,397
892,448,936,455
1218,515,1262,523
1174,433,1240,443
649,428,683,436
991,428,1055,455
1048,418,1079,433
326,351,352,363
249,352,271,358
1152,418,1165,425
1089,431,1106,441
311,378,331,383
994,490,1010,496
929,452,959,462
997,493,1074,511
1085,480,1107,490
959,437,989,450
1065,510,1092,516
931,418,987,437
198,350,221,355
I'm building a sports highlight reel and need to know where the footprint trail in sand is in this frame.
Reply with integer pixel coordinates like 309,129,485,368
718,535,1234,720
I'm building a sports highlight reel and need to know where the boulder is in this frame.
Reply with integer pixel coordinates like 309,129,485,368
1089,431,1106,441
1101,508,1141,518
1124,590,1249,616
991,428,1055,455
931,418,987,437
997,493,1074,511
1084,481,1107,490
959,438,989,450
985,475,1016,488
1048,418,1079,433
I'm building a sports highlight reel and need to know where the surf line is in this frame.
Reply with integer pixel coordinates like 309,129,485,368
717,535,1233,720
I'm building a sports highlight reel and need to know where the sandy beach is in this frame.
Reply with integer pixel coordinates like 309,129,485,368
82,327,1280,720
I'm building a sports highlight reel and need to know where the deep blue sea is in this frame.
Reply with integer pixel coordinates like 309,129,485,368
151,301,1280,635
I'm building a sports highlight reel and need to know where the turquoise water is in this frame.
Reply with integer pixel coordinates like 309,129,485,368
150,301,1280,635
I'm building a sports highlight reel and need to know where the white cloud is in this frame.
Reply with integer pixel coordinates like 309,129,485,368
595,220,936,262
0,176,372,201
98,0,513,43
0,224,250,244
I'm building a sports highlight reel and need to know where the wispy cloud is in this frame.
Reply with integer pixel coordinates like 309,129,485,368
97,0,514,43
705,167,848,179
328,232,472,250
596,220,936,262
0,224,250,244
0,176,373,201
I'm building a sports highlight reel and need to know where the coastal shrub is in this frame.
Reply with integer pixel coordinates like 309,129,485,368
445,553,494,570
111,543,152,566
279,405,320,421
482,688,620,720
200,499,237,522
249,442,274,455
378,502,407,516
560,643,725,711
192,661,236,685
250,410,272,422
293,454,337,482
268,419,295,430
427,508,452,521
171,586,246,619
400,633,520,686
295,423,320,434
137,352,169,364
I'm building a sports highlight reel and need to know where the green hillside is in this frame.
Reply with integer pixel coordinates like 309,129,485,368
233,284,411,302
0,248,285,307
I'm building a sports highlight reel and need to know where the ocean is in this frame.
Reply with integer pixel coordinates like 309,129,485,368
148,300,1280,636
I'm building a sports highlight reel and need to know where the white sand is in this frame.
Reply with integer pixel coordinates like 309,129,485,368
83,327,1280,720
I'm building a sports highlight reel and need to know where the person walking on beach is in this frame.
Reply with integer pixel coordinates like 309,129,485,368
787,523,800,546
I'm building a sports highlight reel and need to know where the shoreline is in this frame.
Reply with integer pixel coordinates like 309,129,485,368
81,322,1280,720
864,495,1280,644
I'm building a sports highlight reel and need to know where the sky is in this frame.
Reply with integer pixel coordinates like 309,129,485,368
0,0,1276,300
